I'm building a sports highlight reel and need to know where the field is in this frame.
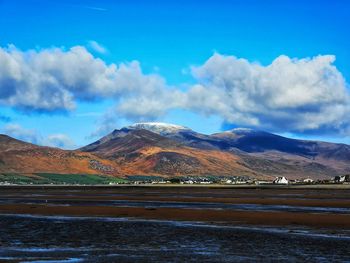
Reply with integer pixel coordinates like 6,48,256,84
0,185,349,262
0,173,128,185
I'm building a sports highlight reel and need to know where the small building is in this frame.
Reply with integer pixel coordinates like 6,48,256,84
273,176,288,185
303,178,314,183
184,180,194,184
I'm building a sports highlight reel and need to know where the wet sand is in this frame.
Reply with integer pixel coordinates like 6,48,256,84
1,214,350,262
1,185,350,228
0,185,350,262
1,203,350,229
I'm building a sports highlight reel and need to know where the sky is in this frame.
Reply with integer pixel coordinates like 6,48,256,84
0,0,350,148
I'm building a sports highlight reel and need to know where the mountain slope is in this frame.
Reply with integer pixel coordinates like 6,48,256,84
2,122,350,180
0,135,121,176
212,129,350,175
212,129,341,158
82,123,350,179
81,129,263,177
115,123,350,164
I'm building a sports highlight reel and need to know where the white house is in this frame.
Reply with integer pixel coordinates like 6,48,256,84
184,180,194,184
303,178,314,183
273,176,289,185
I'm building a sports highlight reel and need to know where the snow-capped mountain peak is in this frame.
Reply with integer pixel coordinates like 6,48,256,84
126,122,190,135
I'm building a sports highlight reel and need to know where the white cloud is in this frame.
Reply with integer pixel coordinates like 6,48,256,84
0,44,169,114
116,88,185,121
1,44,350,136
187,53,350,133
88,40,108,54
88,86,186,137
45,134,76,149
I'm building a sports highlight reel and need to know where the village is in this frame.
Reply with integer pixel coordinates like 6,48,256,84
142,174,350,186
1,174,350,186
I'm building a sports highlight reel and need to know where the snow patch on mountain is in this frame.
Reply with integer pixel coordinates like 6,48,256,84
126,122,191,135
230,128,255,133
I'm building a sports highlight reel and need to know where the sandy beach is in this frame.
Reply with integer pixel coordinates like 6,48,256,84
1,185,350,228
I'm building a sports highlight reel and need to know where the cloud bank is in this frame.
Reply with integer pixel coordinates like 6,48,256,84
1,44,349,136
188,53,350,134
0,44,173,115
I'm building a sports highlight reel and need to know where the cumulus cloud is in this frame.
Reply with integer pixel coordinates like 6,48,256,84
88,86,186,137
0,44,169,114
1,44,350,136
187,53,350,134
2,123,76,149
45,134,76,149
116,88,185,121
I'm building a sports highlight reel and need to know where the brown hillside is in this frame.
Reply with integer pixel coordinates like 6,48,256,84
0,135,121,176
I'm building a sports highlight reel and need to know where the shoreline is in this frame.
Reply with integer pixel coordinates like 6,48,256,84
1,183,350,189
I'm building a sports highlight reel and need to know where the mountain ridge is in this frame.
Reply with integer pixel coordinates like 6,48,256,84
78,123,350,179
2,122,350,180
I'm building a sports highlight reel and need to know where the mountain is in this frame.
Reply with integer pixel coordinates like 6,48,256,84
0,134,121,176
81,122,350,179
130,122,237,150
2,122,350,181
81,129,261,178
124,124,350,161
211,129,350,174
212,128,334,158
100,123,350,163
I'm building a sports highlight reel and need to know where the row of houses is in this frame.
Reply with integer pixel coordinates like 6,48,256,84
272,175,350,185
334,175,350,183
115,175,350,185
145,176,328,185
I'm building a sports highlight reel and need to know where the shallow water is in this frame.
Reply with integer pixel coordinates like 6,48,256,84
0,214,349,262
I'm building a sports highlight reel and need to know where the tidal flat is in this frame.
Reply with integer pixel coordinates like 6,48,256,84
0,185,349,262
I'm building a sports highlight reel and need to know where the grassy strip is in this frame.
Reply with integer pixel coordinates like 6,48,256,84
0,173,49,184
0,173,128,185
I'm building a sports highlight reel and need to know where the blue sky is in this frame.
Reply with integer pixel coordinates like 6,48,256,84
0,0,350,148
